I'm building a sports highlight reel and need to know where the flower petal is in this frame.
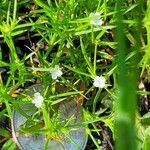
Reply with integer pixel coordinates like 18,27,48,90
93,76,106,88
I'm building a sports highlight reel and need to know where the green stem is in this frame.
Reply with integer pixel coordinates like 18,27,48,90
13,0,17,21
42,105,53,132
93,88,102,113
4,35,19,63
93,43,98,75
114,1,140,150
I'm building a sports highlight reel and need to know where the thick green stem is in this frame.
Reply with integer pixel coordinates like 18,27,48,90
114,1,141,150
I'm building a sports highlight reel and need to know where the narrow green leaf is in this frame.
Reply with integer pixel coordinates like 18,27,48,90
2,139,16,150
0,128,11,138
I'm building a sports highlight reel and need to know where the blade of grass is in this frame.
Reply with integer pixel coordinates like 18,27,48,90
80,37,94,75
114,0,142,150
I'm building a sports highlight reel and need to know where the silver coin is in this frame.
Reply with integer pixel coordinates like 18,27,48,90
11,84,88,150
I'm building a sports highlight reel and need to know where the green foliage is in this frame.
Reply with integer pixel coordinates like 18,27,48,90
1,139,16,150
0,0,150,149
143,127,150,150
141,112,150,125
0,0,9,21
0,128,11,138
143,137,150,150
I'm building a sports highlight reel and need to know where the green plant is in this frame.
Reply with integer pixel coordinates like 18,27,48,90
1,0,150,149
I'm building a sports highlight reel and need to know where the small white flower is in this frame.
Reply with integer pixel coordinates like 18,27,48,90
89,12,103,26
32,92,44,108
50,65,63,80
93,76,106,88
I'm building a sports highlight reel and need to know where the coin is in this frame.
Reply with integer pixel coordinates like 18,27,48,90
11,84,88,150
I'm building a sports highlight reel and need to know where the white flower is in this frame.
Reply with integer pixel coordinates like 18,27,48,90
32,92,44,108
50,65,63,80
89,12,103,26
93,76,106,88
